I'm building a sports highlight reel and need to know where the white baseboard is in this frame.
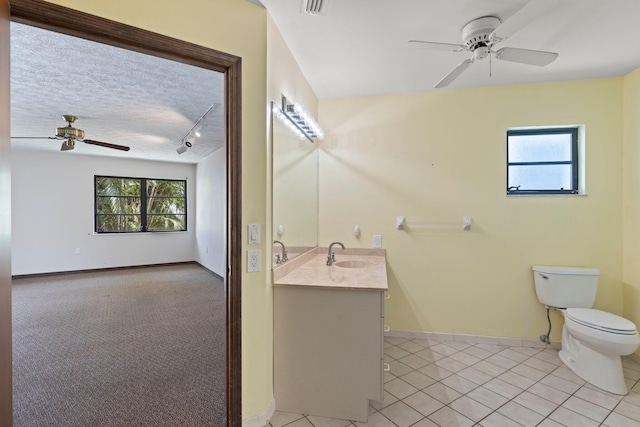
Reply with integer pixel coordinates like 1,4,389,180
242,399,276,427
385,329,561,349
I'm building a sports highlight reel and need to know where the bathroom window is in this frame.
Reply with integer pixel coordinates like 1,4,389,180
507,127,579,195
94,175,187,233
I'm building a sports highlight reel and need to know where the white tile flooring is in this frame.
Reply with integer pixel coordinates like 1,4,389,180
268,336,640,427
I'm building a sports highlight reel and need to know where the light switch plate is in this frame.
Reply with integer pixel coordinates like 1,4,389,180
248,250,260,272
248,223,260,245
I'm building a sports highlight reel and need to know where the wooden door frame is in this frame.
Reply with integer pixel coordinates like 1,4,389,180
0,0,11,425
7,0,242,425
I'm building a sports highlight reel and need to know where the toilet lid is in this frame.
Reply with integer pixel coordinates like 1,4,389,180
566,308,638,335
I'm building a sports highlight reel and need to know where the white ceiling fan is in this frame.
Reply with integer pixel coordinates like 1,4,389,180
409,0,559,88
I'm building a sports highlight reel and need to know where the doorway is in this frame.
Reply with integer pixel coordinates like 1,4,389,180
3,0,242,425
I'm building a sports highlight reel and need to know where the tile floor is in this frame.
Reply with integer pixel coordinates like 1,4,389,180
267,336,640,427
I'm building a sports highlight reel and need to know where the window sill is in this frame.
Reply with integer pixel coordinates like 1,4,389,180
92,230,189,235
506,193,588,197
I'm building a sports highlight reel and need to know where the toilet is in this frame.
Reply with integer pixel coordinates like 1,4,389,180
532,265,640,395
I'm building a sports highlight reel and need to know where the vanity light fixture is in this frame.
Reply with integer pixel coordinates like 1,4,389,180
272,104,305,140
175,104,215,154
274,96,324,142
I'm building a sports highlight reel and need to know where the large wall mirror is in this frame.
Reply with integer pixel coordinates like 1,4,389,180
271,101,318,268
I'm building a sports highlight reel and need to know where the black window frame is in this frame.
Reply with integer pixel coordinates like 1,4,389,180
94,175,187,233
506,127,579,196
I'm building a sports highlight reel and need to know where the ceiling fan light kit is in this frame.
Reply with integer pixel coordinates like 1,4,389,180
409,0,559,88
60,139,75,151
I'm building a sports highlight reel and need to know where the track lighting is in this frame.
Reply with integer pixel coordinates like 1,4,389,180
274,96,324,142
175,104,215,155
193,123,202,138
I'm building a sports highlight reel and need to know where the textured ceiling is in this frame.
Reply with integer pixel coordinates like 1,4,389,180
260,0,640,98
10,22,225,163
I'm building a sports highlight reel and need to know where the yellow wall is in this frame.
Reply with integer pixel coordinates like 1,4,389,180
623,67,640,354
260,14,318,418
266,15,318,116
318,79,624,342
43,0,270,419
267,14,319,255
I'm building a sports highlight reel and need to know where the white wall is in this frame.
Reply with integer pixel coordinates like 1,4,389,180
11,149,196,275
195,147,226,276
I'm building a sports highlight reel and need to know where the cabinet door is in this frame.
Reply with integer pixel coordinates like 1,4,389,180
274,287,382,420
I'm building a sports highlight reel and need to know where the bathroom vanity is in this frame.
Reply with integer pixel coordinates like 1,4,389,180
273,248,388,422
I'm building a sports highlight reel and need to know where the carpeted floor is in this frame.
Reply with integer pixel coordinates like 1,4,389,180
12,263,226,427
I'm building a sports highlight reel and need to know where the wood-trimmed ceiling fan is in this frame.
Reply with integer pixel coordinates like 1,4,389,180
11,115,130,152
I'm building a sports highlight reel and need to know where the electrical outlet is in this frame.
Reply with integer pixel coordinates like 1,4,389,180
247,250,260,272
373,235,382,248
75,248,81,255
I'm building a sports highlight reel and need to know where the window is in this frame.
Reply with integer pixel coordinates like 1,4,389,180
95,175,187,233
507,127,579,195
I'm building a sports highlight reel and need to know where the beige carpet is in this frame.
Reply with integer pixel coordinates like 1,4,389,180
12,263,226,427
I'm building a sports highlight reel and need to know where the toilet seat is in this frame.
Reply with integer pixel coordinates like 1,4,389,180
566,308,637,335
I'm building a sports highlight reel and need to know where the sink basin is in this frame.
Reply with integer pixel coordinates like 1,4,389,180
334,260,372,269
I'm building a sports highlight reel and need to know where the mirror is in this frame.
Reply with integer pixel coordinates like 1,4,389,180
272,101,318,268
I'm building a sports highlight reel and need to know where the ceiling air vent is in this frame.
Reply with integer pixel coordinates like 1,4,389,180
300,0,330,16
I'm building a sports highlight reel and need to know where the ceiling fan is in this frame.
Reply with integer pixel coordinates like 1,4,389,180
409,0,559,88
11,115,131,152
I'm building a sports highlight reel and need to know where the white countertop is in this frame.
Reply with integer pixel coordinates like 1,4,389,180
273,247,388,291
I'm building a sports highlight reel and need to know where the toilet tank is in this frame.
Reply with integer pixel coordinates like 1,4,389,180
532,265,600,308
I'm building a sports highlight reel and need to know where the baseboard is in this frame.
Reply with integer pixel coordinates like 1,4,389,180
242,399,275,427
385,329,561,349
194,261,224,281
11,261,199,279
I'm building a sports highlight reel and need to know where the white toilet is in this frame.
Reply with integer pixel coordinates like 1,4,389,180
532,265,640,395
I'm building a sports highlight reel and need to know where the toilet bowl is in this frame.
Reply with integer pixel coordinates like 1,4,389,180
532,266,640,395
557,308,640,395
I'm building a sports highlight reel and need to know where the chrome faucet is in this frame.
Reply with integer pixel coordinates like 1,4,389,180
273,240,288,264
326,241,345,266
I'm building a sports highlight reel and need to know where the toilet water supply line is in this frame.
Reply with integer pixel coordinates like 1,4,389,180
540,306,552,344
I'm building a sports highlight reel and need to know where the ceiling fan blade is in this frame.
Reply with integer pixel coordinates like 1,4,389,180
408,40,466,52
435,58,474,88
494,47,558,66
10,136,58,140
490,0,554,42
83,139,131,151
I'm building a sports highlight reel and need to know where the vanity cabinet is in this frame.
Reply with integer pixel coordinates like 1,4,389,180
274,286,384,422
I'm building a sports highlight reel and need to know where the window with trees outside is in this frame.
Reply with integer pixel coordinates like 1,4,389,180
94,175,187,233
507,127,579,195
